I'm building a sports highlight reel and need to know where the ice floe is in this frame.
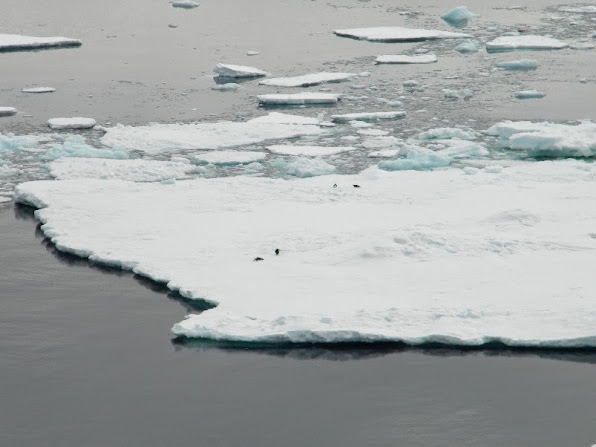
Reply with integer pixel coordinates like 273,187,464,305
0,34,81,52
266,145,355,156
50,158,193,181
375,54,437,64
334,27,471,42
101,113,323,153
211,83,240,91
43,136,128,160
514,90,546,99
259,72,356,88
559,6,596,14
0,107,17,117
487,121,596,158
441,6,477,29
496,59,539,71
570,42,595,50
257,92,341,105
172,1,199,9
214,63,268,78
455,40,479,53
331,111,406,123
194,151,266,165
486,35,569,52
416,127,477,140
21,87,56,93
48,117,97,130
16,160,596,346
273,157,336,177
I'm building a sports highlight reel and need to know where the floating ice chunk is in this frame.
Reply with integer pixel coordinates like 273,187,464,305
50,158,193,181
514,90,546,99
334,27,471,42
455,40,479,53
570,42,595,50
441,6,478,29
246,50,260,56
211,83,240,91
0,107,17,117
172,1,199,9
375,54,438,64
357,129,389,136
257,92,341,105
43,136,128,160
214,63,268,78
417,127,477,140
368,149,400,158
259,72,356,88
21,87,56,93
378,148,451,171
195,151,266,165
361,136,401,149
0,34,81,52
331,111,406,123
439,139,489,159
48,117,97,130
559,6,596,13
487,121,596,158
276,156,336,177
101,113,323,153
266,145,355,156
0,133,39,153
496,59,539,70
486,35,568,52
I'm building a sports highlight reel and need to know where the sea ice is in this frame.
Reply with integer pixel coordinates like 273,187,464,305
375,54,438,64
0,107,17,117
257,92,341,105
486,35,569,52
21,87,56,93
496,59,539,70
48,117,97,130
441,6,477,29
50,158,193,181
416,127,477,140
274,156,336,177
194,151,266,165
266,145,355,156
214,63,268,78
559,6,596,13
514,90,546,99
334,27,471,42
331,111,406,123
368,149,400,158
18,160,596,346
570,42,595,50
379,148,450,171
455,40,479,53
101,113,323,153
211,83,240,91
0,34,81,52
43,136,129,160
259,72,356,88
172,1,199,9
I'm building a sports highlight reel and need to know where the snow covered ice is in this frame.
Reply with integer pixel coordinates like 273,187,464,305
21,87,56,93
15,159,596,346
515,90,546,99
496,59,539,71
259,72,356,88
486,35,569,52
194,151,266,165
257,93,341,105
331,111,406,123
441,6,477,29
48,117,97,130
0,107,17,117
375,54,437,64
266,145,355,156
455,40,479,53
0,34,81,52
334,27,471,42
214,63,268,78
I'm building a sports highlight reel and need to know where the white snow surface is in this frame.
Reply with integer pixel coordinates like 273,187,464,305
101,113,323,153
486,35,569,52
331,111,406,123
0,107,17,117
259,72,356,87
257,92,341,105
195,151,266,165
48,117,97,130
266,145,355,156
22,87,56,93
0,34,81,51
50,158,194,181
214,63,268,78
15,160,596,346
334,27,471,42
375,54,438,64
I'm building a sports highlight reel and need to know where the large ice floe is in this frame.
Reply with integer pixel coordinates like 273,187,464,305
334,27,471,42
375,54,438,64
257,93,341,105
101,113,323,153
48,117,97,130
15,159,596,347
486,35,569,52
259,72,356,88
213,63,268,78
487,121,596,158
0,34,81,52
0,107,17,117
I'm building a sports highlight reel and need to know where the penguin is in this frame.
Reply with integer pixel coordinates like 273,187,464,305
353,184,361,188
254,257,264,261
275,248,280,255
333,184,337,188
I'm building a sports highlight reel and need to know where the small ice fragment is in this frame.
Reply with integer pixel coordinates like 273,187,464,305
486,35,568,52
403,80,419,87
455,40,479,53
375,54,437,64
496,59,538,71
359,71,372,77
334,27,471,42
172,1,199,9
0,34,81,52
331,111,406,123
441,6,478,29
559,6,596,13
246,50,260,56
211,83,240,91
257,92,341,105
417,127,476,140
570,42,595,50
0,107,17,117
514,90,546,99
214,63,268,78
260,72,356,88
368,149,400,158
21,86,56,93
48,117,97,129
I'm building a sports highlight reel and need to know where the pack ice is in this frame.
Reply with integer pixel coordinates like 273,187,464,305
375,54,437,64
15,160,596,347
331,111,406,123
194,151,266,165
266,145,355,156
334,27,471,42
48,118,97,130
214,63,268,78
257,93,341,105
101,113,323,153
259,72,356,88
0,34,81,52
486,35,568,52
